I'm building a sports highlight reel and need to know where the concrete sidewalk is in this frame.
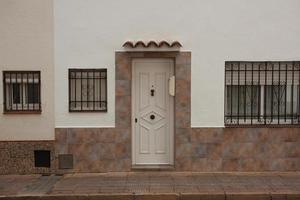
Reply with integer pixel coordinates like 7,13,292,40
0,172,300,199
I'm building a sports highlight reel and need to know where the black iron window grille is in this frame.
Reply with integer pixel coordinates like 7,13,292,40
69,69,107,112
225,61,300,125
3,71,41,113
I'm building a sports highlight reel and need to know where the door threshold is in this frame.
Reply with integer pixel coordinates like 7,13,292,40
132,164,175,171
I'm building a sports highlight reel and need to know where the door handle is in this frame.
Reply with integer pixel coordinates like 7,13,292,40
150,114,155,120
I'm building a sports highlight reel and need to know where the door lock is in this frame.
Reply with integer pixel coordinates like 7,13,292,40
150,89,155,96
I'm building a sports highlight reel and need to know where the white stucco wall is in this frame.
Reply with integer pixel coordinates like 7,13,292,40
55,0,300,127
0,0,54,140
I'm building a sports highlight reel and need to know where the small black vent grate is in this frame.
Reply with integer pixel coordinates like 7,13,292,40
58,154,73,169
34,150,51,168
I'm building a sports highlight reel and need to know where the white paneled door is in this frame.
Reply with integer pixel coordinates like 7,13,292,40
132,59,174,165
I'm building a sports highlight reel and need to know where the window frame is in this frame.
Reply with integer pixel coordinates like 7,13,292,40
224,61,300,127
68,68,108,112
3,71,41,114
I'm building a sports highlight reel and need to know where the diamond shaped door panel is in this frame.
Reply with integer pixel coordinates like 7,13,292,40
141,111,164,124
133,59,174,165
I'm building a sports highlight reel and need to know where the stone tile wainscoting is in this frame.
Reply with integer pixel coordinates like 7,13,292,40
55,128,131,172
177,128,300,171
0,141,55,174
55,127,300,172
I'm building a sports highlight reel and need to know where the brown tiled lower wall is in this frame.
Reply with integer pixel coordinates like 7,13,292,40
55,128,131,173
176,128,300,171
0,127,298,174
0,141,55,174
55,127,300,173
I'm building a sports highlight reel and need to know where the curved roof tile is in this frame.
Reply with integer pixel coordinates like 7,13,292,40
171,41,182,47
158,41,169,47
147,41,158,47
123,41,134,48
135,41,147,47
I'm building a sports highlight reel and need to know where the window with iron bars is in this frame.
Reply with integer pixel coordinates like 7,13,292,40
3,71,41,113
225,61,300,125
69,69,107,112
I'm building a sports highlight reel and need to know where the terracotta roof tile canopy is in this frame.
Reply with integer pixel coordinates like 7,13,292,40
123,40,182,51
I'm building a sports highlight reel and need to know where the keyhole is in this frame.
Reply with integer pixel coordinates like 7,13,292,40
151,89,155,96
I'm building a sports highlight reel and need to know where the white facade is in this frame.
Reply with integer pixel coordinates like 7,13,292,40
1,0,300,141
0,0,54,140
54,0,300,128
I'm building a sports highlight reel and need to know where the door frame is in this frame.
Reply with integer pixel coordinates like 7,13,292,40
115,51,191,170
131,58,175,166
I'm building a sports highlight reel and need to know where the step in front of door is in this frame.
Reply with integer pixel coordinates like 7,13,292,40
131,164,175,171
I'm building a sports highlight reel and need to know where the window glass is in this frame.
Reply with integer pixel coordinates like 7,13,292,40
12,83,21,104
27,83,39,104
226,85,260,117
